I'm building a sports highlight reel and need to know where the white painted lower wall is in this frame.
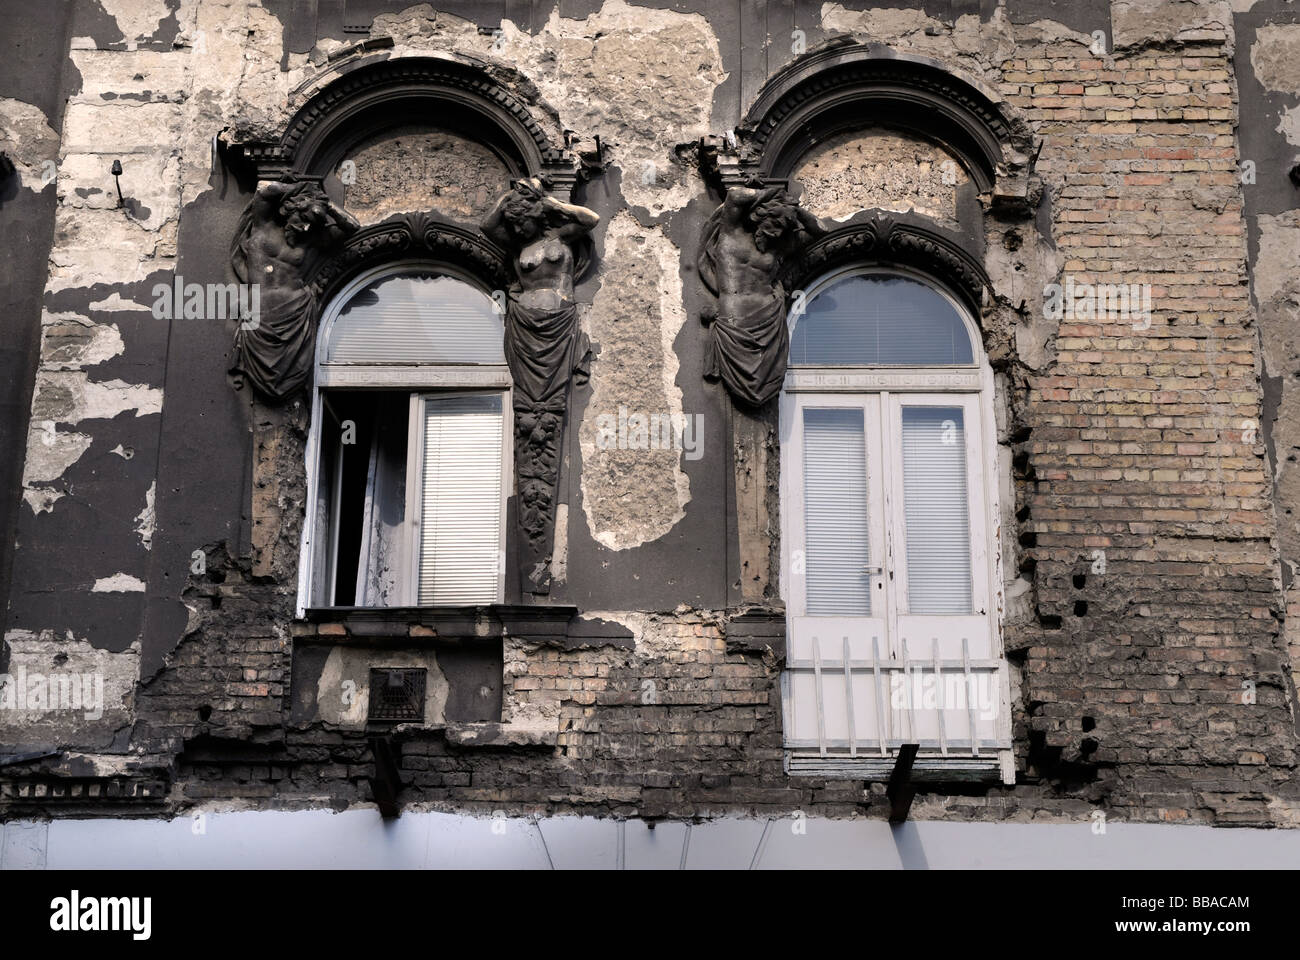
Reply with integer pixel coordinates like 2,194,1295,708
2,811,1298,869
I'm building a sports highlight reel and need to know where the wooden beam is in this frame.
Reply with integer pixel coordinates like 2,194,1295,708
367,735,403,820
887,743,920,824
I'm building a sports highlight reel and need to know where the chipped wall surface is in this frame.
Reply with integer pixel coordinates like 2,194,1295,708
578,210,691,550
792,128,968,225
1,0,1300,829
341,126,512,225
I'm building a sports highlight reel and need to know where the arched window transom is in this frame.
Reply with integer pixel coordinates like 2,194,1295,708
789,270,975,368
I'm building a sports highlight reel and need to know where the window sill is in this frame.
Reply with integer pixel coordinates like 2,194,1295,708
298,604,580,641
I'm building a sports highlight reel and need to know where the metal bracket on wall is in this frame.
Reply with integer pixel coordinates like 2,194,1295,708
367,735,403,820
887,743,920,824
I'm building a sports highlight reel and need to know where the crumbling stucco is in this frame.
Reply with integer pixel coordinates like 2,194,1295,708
315,646,450,729
578,210,691,550
0,97,60,193
1111,0,1234,52
792,128,967,225
0,630,138,749
1251,23,1300,146
341,126,512,225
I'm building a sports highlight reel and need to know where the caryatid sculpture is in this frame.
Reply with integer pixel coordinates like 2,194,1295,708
229,176,360,402
698,177,824,407
482,176,599,594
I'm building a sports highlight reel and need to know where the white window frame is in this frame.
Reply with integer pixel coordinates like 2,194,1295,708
779,267,1013,782
403,390,511,607
297,262,513,615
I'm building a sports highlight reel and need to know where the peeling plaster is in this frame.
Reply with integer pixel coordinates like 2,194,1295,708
134,482,156,550
820,4,1019,77
315,646,450,729
91,573,147,593
579,211,691,550
369,1,726,217
792,129,966,226
1252,24,1300,147
39,311,126,370
32,372,162,423
0,97,60,193
1110,0,1234,52
0,631,138,747
98,0,172,46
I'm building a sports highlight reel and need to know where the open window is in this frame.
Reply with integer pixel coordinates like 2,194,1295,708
779,268,1013,782
299,262,511,612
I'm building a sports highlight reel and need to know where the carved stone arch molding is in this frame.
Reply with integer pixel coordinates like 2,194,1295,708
225,55,594,602
306,213,510,304
782,214,991,319
696,40,1039,411
237,54,576,191
727,39,1041,213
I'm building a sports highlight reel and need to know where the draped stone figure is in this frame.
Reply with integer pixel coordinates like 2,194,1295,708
482,176,599,594
230,177,360,401
698,178,823,407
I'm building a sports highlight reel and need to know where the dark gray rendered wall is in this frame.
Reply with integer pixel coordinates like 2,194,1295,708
3,0,1122,673
0,2,81,644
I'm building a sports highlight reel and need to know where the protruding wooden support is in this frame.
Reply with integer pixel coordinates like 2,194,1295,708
887,743,920,824
367,735,403,820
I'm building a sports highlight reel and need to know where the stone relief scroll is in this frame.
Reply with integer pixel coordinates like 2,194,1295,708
482,176,599,595
229,176,360,402
697,177,824,407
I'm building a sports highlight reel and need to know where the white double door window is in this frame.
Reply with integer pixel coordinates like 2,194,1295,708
781,389,1004,757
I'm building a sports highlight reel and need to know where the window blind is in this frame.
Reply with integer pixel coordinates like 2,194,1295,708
326,273,505,365
788,273,974,366
900,406,972,614
418,394,504,605
802,407,872,616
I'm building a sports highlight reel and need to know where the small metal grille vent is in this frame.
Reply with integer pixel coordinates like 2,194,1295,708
368,668,427,722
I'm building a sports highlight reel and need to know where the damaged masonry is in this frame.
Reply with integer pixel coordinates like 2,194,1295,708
2,0,1300,869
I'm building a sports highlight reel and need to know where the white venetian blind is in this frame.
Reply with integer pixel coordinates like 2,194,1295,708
418,394,504,605
802,407,871,616
789,273,974,367
900,406,972,614
325,272,505,365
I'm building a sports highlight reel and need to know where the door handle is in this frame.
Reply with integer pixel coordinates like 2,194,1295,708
862,566,883,575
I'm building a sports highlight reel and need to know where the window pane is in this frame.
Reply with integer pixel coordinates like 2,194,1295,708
803,408,871,616
789,274,974,366
325,272,505,365
419,394,503,605
900,406,972,614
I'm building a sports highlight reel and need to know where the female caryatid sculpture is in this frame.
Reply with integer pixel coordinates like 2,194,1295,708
229,177,360,401
698,178,824,407
482,177,600,595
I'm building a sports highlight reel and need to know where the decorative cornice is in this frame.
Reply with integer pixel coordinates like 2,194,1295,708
238,56,573,182
784,214,990,314
308,212,511,302
718,42,1038,210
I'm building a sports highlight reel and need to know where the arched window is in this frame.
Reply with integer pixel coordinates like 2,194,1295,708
302,262,511,610
780,268,1007,775
788,270,975,367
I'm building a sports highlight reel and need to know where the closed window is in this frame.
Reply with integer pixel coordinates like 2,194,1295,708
300,263,511,611
780,268,1011,780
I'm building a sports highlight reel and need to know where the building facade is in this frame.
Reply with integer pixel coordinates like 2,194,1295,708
2,0,1300,848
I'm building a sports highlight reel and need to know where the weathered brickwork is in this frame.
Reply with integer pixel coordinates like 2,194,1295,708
2,0,1300,829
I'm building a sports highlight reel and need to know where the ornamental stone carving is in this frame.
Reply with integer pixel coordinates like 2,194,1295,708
482,176,599,595
697,177,824,407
